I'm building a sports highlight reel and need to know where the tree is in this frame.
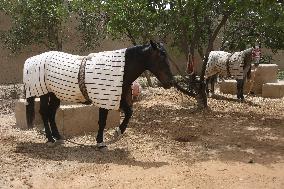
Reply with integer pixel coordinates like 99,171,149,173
1,0,70,52
223,1,284,52
0,0,109,52
71,0,107,51
105,0,167,45
149,0,283,80
105,0,169,86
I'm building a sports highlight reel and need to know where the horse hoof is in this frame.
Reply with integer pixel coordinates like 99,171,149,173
97,146,108,152
96,142,107,148
96,142,107,151
55,139,65,145
114,127,122,138
112,127,123,142
46,140,56,147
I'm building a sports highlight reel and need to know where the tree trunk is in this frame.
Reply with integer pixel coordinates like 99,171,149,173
200,13,231,82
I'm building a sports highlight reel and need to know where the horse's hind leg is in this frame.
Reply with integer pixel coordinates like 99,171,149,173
26,97,35,128
96,108,109,147
39,93,54,143
48,93,62,140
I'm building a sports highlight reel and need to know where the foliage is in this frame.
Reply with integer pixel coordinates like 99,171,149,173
278,70,284,80
71,0,107,51
223,1,284,52
1,0,283,58
0,0,70,52
104,0,168,45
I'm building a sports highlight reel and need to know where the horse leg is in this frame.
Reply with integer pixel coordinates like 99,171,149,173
96,108,109,147
118,100,133,134
205,78,210,95
211,75,216,94
26,97,35,128
112,86,133,140
39,93,55,143
236,79,244,100
48,93,62,141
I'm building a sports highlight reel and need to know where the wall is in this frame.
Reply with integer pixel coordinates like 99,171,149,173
0,13,283,84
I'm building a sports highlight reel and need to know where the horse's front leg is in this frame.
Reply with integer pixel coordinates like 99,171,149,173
96,108,109,148
236,79,245,100
205,78,210,95
118,101,133,135
114,87,133,138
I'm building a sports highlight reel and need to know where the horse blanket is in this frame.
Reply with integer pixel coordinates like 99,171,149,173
23,49,126,110
205,48,253,80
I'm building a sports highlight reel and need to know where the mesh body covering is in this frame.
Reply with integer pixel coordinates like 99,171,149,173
23,49,126,110
205,48,253,80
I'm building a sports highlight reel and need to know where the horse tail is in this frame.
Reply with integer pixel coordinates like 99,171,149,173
26,97,35,128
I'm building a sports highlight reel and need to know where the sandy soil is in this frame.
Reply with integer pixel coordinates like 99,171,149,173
0,87,283,189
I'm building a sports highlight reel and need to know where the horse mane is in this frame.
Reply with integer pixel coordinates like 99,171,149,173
242,47,254,56
126,44,149,54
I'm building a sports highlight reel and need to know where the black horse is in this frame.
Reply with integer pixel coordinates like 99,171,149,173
25,41,174,148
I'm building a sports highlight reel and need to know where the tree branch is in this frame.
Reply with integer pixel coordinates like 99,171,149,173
200,12,232,81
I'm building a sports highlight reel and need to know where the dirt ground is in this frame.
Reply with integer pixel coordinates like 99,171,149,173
0,86,283,189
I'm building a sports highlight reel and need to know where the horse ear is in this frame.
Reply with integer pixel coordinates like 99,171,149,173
150,40,157,49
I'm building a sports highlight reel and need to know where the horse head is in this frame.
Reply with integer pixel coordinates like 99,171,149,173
243,47,261,79
144,40,174,89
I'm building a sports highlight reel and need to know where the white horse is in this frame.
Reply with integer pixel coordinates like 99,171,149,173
205,48,259,100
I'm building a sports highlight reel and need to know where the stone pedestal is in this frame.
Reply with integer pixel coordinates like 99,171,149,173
251,64,278,94
15,99,120,137
15,98,42,129
262,81,284,98
219,64,279,95
219,80,252,95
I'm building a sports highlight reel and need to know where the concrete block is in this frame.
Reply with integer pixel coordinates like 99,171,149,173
15,98,41,129
262,81,284,98
15,99,120,137
55,104,120,137
251,64,278,94
219,80,253,95
219,64,279,95
219,80,237,95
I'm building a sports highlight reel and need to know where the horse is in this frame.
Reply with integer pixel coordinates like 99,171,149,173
205,48,259,100
24,40,174,148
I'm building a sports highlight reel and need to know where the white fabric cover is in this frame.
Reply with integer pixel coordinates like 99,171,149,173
23,49,126,110
205,48,252,80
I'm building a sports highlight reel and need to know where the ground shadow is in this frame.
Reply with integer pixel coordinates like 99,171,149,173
14,141,168,169
210,93,261,107
132,102,284,165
